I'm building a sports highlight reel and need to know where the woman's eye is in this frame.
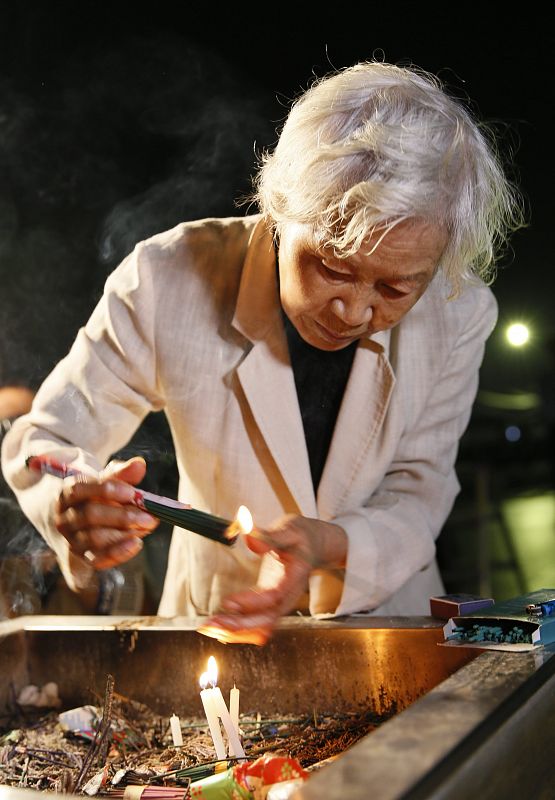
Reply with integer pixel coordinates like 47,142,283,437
321,263,350,281
380,284,409,298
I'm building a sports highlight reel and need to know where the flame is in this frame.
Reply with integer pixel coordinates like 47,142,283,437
224,505,254,542
199,656,219,690
236,505,253,534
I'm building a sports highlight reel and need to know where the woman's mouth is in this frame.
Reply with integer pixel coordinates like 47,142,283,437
314,320,361,344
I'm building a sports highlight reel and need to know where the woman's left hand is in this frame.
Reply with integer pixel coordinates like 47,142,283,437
199,515,347,645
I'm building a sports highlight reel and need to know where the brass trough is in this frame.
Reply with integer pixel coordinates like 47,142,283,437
1,615,554,799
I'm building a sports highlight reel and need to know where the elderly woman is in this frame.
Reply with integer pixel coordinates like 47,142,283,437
1,62,522,642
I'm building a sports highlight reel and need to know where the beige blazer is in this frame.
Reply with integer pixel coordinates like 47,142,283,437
1,216,497,617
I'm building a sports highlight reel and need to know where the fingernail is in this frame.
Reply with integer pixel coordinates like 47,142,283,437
223,599,241,611
131,511,156,526
121,538,142,554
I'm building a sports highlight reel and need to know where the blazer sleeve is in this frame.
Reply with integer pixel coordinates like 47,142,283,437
0,242,164,591
324,285,498,617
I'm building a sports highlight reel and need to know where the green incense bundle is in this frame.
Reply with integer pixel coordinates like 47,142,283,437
141,499,237,546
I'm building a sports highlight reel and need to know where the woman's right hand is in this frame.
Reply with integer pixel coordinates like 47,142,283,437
54,457,159,570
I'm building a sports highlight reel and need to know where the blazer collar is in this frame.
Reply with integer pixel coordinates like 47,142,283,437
231,216,395,518
232,217,281,344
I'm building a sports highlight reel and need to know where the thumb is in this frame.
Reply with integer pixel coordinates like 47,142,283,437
101,456,147,486
245,531,273,555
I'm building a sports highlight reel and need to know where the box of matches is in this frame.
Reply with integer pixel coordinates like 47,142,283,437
430,593,494,620
441,589,555,652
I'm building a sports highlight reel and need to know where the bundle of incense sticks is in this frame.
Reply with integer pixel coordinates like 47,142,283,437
152,759,236,784
108,788,188,800
26,454,238,547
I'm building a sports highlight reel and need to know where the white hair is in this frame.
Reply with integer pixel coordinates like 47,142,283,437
252,62,525,293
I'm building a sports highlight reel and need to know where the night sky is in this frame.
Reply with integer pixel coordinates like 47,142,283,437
0,3,551,403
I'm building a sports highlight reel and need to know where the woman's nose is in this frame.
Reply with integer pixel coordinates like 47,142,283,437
330,295,373,327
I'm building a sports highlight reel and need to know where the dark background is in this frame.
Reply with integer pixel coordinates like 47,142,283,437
0,3,553,602
0,3,551,389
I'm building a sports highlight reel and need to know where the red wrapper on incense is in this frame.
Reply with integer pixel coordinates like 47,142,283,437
189,754,308,799
26,454,239,547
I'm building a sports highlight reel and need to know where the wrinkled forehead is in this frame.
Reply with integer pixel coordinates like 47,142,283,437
283,219,448,263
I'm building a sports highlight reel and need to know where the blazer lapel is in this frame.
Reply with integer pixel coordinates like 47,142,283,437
232,219,317,517
317,330,396,519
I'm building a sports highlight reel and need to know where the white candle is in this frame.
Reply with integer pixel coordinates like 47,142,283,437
229,684,240,738
169,713,183,747
199,657,245,760
229,684,241,756
210,685,245,758
199,676,227,761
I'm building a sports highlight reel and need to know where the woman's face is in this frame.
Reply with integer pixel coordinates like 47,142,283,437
278,220,448,351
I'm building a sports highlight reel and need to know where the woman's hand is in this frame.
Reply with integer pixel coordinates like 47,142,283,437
54,457,159,570
200,515,347,645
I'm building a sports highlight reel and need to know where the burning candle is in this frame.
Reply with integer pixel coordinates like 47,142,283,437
199,657,245,760
169,714,183,747
199,662,227,761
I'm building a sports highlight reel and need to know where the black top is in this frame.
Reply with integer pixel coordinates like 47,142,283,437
283,311,358,492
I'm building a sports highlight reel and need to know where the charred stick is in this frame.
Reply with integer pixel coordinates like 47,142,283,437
97,674,116,766
74,674,115,791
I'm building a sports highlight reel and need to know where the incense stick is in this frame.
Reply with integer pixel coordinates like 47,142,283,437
26,455,237,547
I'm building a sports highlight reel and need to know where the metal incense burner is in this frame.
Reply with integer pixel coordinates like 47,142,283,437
1,615,554,799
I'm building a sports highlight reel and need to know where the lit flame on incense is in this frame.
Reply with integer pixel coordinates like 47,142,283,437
225,505,253,541
236,505,253,534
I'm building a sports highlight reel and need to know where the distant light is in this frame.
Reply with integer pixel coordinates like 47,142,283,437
506,323,530,347
505,425,521,442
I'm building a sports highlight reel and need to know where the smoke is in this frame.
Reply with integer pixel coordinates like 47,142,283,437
0,25,276,613
0,29,275,387
0,497,55,619
97,36,275,267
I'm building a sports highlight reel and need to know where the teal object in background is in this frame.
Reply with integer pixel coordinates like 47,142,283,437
443,589,555,650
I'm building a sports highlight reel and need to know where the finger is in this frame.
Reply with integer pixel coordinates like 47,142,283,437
63,523,154,558
87,525,155,550
87,536,144,570
102,456,147,486
244,531,274,555
251,519,315,563
245,527,305,556
55,503,157,536
207,608,280,631
57,479,139,512
67,530,91,557
221,586,283,613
